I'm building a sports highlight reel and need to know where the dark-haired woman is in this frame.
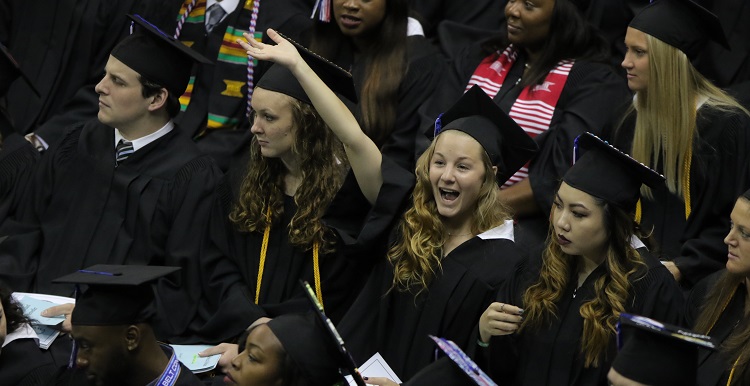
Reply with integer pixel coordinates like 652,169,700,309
472,134,684,385
685,189,750,386
225,313,347,386
308,0,444,170
424,0,630,250
0,286,71,385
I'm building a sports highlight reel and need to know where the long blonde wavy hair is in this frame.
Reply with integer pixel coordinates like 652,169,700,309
230,97,347,253
628,33,748,200
387,131,512,294
521,196,648,368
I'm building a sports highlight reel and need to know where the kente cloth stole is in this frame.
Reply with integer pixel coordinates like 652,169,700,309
467,45,573,188
174,0,261,136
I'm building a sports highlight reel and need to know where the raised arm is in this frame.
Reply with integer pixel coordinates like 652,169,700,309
239,29,383,204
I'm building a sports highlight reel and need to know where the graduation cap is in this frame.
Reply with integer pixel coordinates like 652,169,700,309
0,43,40,98
285,280,367,386
111,14,212,97
255,33,357,105
629,0,729,60
428,85,538,186
52,264,180,326
611,313,717,386
563,132,664,212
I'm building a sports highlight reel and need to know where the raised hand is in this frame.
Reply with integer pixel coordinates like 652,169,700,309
238,28,302,71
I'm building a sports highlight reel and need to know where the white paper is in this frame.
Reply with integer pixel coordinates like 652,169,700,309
170,344,221,373
345,352,402,386
11,292,75,350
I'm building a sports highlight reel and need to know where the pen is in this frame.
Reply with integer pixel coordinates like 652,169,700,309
78,269,122,276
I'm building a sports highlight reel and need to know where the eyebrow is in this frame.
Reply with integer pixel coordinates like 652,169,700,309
555,194,589,210
432,152,474,162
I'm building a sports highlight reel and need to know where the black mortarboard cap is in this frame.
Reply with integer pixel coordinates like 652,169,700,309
612,313,716,386
255,33,357,105
111,15,212,97
629,0,729,60
427,85,538,186
52,265,180,326
563,132,664,211
267,312,348,386
0,43,40,98
743,187,750,201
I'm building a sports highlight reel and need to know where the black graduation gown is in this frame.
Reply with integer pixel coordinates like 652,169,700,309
685,270,747,386
420,38,631,251
0,336,72,386
0,120,225,342
199,156,414,339
0,0,158,145
693,0,750,87
0,133,39,223
312,35,445,171
337,220,527,381
480,247,684,386
613,107,750,288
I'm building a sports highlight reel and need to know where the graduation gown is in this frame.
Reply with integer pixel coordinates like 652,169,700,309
199,156,414,339
0,120,225,342
0,133,39,223
0,335,72,386
420,37,631,251
0,0,158,145
685,270,748,386
337,220,527,381
613,106,750,287
481,246,684,386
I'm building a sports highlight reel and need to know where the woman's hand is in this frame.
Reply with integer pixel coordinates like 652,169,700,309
364,377,399,386
238,28,302,72
41,303,75,332
198,343,239,373
479,302,524,343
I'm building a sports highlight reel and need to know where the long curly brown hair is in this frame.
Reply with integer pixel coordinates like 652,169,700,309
521,196,647,368
230,98,347,253
387,131,511,294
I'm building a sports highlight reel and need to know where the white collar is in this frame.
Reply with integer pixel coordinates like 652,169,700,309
630,234,646,250
2,323,38,348
114,120,174,152
477,220,515,241
407,17,424,37
207,0,239,15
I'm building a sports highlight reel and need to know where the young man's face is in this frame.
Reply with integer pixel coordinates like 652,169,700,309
94,55,152,131
71,324,131,386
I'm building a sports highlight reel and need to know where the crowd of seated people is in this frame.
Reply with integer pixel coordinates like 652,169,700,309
1,0,750,385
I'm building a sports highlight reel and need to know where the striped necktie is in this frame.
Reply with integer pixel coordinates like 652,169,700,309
206,3,227,33
115,139,134,166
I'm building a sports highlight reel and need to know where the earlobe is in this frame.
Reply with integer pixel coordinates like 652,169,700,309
148,89,168,112
125,325,141,351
